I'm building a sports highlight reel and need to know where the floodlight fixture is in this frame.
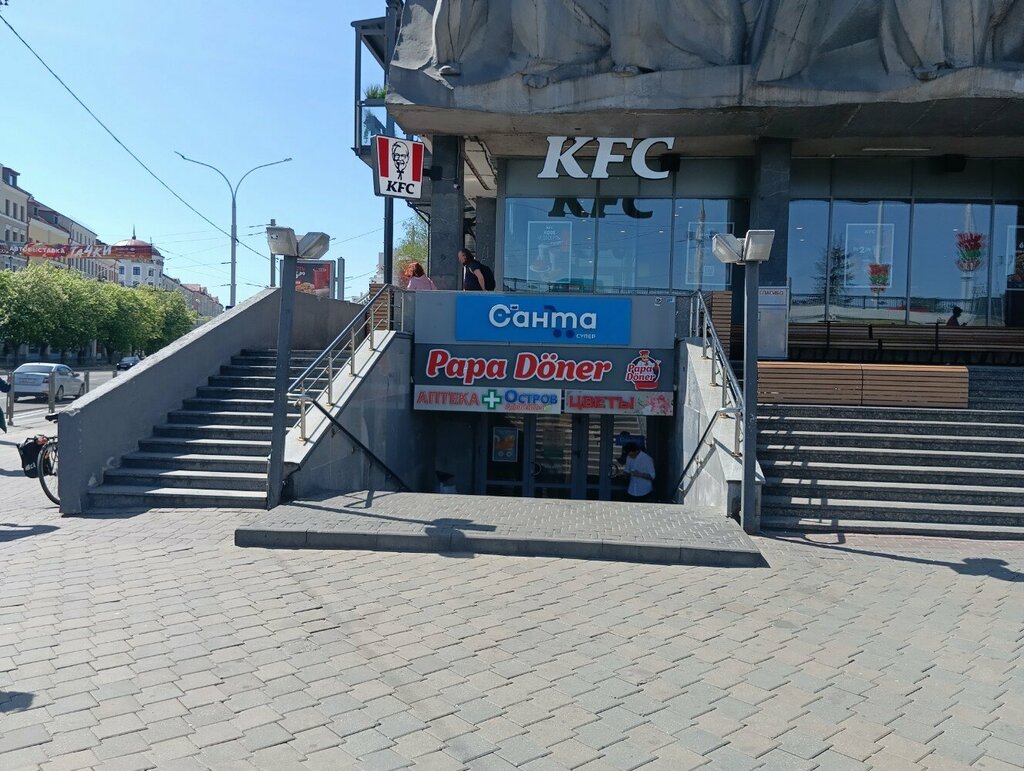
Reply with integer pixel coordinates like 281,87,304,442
711,230,775,265
711,233,744,264
298,232,331,261
266,226,298,257
742,230,775,263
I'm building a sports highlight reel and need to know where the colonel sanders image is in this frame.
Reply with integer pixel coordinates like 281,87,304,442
391,141,410,180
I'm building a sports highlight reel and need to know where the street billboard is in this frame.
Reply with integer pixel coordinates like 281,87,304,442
295,260,334,298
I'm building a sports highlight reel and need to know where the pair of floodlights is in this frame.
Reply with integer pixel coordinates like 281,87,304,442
265,227,330,260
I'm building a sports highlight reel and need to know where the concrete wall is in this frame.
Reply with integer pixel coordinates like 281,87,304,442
287,333,433,498
59,290,361,514
675,342,761,528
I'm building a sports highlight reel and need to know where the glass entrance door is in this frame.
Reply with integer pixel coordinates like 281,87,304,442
483,414,651,500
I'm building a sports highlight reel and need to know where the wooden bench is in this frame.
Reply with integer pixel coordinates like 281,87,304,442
783,323,1022,363
757,362,863,405
940,327,1024,361
757,362,970,408
861,364,968,407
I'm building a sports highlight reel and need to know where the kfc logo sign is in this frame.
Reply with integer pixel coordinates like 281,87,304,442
373,135,424,199
538,136,676,180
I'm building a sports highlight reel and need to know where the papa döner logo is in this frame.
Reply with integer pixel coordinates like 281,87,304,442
624,350,661,390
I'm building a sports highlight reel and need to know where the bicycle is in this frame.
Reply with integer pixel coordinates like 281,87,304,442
37,413,60,505
17,413,61,505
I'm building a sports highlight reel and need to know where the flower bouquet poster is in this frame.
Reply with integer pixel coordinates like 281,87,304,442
845,223,895,291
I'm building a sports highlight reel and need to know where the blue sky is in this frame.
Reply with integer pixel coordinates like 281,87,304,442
1,0,401,303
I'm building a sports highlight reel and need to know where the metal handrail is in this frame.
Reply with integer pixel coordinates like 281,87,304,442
289,283,411,441
690,292,743,409
674,406,740,499
676,292,747,503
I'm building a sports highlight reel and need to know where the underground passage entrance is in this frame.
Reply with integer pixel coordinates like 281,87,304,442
480,414,671,501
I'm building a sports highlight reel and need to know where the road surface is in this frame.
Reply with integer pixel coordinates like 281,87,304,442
5,368,117,426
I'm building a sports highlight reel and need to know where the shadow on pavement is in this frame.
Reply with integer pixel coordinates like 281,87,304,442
768,532,1024,583
0,692,35,713
0,523,58,542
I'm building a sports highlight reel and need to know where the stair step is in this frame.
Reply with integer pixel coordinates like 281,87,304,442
758,416,1024,438
757,403,1024,424
761,516,1024,540
757,430,1024,453
152,424,272,441
195,386,277,399
121,452,268,473
762,496,1024,527
181,398,286,413
758,445,1024,470
138,437,270,457
87,485,266,509
168,410,282,427
759,460,1024,487
764,478,1024,506
103,468,266,491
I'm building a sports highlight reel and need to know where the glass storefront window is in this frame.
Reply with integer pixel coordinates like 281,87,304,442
671,199,733,292
788,200,830,323
909,203,991,325
993,204,1024,327
789,197,1024,326
504,197,597,291
594,197,672,292
828,201,911,324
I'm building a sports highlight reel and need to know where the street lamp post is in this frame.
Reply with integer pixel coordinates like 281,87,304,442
264,226,331,509
711,230,775,534
175,152,292,307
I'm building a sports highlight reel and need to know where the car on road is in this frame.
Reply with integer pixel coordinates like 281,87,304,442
12,363,86,401
116,355,142,370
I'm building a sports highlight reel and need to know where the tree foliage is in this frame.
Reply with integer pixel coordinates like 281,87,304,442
393,216,429,286
0,264,198,358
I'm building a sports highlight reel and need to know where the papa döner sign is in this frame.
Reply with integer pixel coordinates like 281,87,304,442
413,345,672,393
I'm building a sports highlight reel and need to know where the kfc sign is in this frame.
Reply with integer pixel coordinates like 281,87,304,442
538,136,676,180
372,135,424,199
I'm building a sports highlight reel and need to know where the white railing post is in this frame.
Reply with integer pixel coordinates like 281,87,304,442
349,327,357,375
327,355,334,405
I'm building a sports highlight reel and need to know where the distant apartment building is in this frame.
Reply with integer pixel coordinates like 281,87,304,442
113,233,165,288
29,200,117,282
181,283,224,317
1,165,30,271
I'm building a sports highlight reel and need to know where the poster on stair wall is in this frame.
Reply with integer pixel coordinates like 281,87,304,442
295,260,334,298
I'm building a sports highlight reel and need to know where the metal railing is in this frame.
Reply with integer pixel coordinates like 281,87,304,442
676,293,745,499
288,283,411,443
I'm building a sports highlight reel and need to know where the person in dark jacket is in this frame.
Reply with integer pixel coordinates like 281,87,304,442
0,374,9,433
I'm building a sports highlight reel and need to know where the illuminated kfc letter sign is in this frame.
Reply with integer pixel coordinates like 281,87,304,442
538,136,676,180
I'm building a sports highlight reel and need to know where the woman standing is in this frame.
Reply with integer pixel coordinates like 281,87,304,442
404,262,437,291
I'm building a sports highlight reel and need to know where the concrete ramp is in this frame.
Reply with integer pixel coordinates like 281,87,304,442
235,492,764,567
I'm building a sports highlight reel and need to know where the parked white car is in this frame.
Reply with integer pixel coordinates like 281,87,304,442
12,363,86,401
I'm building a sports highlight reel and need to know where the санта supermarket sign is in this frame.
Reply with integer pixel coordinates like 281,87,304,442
455,294,631,346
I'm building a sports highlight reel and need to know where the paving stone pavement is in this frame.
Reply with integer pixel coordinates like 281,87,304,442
236,492,762,566
1,436,1023,770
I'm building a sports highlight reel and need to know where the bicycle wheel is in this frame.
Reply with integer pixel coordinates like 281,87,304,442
38,439,60,506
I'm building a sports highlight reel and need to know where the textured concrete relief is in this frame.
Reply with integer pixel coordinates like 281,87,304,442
512,0,611,88
880,0,1024,79
401,0,1024,90
608,0,746,75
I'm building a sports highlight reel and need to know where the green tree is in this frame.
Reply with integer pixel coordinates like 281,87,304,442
393,216,429,286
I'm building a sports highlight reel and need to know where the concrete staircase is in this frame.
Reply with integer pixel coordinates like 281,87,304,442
758,404,1024,537
969,366,1024,410
87,349,333,510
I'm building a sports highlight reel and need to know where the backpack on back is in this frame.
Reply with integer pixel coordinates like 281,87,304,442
478,262,496,291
